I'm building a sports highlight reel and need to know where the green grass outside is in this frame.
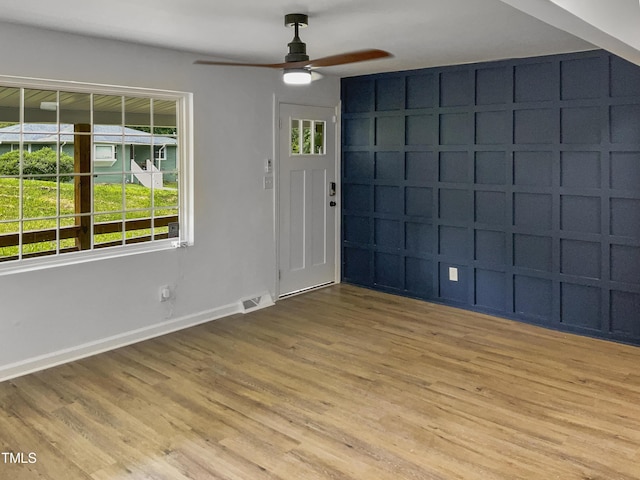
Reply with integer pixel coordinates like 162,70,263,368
0,178,179,257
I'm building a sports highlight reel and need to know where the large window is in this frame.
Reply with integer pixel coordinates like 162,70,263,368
0,77,193,272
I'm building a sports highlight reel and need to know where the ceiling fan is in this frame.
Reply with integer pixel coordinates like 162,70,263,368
194,13,392,85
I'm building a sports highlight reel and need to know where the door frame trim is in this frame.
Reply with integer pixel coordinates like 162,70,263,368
272,96,341,300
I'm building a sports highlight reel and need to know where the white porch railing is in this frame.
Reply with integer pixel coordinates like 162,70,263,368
130,159,163,189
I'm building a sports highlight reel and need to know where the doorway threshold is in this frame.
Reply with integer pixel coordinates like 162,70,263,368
278,281,335,300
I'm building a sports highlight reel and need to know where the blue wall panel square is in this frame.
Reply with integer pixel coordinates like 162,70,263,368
343,247,371,283
440,189,471,223
513,151,552,186
375,252,402,288
406,73,436,109
561,152,600,188
561,195,601,234
475,191,506,225
344,118,370,146
515,62,554,103
375,151,403,180
440,113,471,145
560,239,601,279
406,114,437,145
610,290,640,336
610,152,640,191
344,184,370,212
376,77,404,111
375,219,401,248
561,107,601,144
514,275,553,320
476,110,510,145
610,56,640,98
440,70,471,107
475,151,506,185
562,283,601,329
514,109,555,144
476,67,509,105
513,193,552,230
344,151,372,181
405,187,433,218
406,151,437,182
439,263,468,303
611,244,640,284
514,234,552,272
439,151,469,183
611,105,640,144
405,222,433,253
475,230,506,265
610,198,640,238
439,225,468,260
376,116,404,146
406,257,433,296
475,269,506,311
375,186,402,214
343,79,373,113
561,57,601,100
344,215,371,244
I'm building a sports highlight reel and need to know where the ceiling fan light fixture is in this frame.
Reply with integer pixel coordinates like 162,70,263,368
283,68,312,85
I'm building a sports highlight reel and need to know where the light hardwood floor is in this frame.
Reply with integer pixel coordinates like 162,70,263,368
1,284,640,479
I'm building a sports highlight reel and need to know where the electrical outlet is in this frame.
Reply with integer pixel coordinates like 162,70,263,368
448,267,458,282
264,175,274,189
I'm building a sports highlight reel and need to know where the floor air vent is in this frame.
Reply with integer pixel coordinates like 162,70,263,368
239,292,274,314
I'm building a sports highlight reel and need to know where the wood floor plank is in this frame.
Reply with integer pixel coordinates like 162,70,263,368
1,284,640,479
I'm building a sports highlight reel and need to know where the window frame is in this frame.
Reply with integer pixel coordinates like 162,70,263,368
0,74,194,276
94,144,117,167
290,118,326,156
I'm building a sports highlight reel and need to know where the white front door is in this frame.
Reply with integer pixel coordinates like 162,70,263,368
278,103,338,297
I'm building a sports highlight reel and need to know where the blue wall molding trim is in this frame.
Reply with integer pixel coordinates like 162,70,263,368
341,49,640,345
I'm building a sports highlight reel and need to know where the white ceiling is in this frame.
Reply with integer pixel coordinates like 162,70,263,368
0,0,616,78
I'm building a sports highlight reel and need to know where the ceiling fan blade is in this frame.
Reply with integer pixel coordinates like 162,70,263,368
194,49,392,70
193,59,288,68
307,49,392,68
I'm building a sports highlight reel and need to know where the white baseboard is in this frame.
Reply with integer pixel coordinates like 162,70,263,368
0,302,242,383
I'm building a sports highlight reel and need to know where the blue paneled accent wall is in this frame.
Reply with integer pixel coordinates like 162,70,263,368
341,50,640,345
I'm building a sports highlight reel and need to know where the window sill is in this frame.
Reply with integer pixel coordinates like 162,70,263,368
0,239,185,277
94,159,117,167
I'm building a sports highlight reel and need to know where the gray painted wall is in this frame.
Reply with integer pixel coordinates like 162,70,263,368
0,21,339,378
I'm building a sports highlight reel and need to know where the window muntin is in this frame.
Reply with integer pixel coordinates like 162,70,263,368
0,79,192,270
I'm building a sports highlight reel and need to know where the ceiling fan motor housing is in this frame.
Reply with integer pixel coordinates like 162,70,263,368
284,13,308,28
285,13,309,63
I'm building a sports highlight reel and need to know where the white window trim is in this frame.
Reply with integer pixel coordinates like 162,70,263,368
94,144,117,167
0,74,194,276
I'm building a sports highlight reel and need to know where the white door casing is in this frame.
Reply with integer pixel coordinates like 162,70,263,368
278,103,338,297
